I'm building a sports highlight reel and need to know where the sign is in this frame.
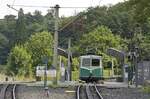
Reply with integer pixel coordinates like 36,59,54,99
36,66,65,77
36,66,56,77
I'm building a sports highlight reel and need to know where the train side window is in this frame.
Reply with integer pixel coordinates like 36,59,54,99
92,59,100,66
82,58,90,66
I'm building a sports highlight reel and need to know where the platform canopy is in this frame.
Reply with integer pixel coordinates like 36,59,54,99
58,47,68,57
58,47,80,58
107,48,125,61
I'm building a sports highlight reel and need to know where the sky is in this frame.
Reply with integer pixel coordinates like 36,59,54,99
0,0,124,19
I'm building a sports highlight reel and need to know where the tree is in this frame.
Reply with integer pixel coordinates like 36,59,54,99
0,33,9,64
128,0,150,23
15,8,26,44
3,15,16,37
7,31,53,77
140,35,150,60
7,45,32,77
76,26,123,67
0,15,16,64
106,3,136,38
2,15,16,45
33,10,44,23
25,11,48,35
25,31,53,66
45,9,55,32
78,26,123,54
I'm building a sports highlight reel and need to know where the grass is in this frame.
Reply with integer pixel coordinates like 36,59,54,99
72,71,79,81
143,85,150,94
142,81,150,94
48,83,61,88
15,76,35,81
0,73,7,81
103,69,113,77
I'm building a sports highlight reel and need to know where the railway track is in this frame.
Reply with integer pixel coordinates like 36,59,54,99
77,84,104,99
0,84,17,99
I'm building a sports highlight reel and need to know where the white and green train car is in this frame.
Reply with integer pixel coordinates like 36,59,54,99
79,55,103,82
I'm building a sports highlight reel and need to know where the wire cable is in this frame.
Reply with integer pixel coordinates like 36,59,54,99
7,3,87,46
9,5,51,8
7,4,89,9
59,12,85,32
6,0,16,15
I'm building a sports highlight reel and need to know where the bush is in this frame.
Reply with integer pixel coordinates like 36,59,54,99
143,85,150,93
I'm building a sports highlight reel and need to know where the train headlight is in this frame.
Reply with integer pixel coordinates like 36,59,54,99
90,70,92,73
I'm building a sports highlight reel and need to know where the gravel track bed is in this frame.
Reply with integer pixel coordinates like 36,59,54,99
97,87,150,99
16,85,75,99
79,86,87,99
5,84,14,99
1,84,149,99
0,84,3,92
89,86,100,99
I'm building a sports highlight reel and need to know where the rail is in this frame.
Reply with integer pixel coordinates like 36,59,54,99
77,84,104,99
1,84,17,99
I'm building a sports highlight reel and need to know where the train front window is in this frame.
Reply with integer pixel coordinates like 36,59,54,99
92,59,100,66
82,58,90,66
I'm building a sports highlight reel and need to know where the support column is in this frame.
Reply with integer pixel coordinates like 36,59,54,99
68,38,71,81
53,4,60,84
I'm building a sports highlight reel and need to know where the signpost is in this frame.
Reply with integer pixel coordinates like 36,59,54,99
42,56,48,88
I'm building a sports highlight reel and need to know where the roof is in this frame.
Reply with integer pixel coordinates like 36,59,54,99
58,47,68,57
80,55,101,59
107,48,125,61
58,47,80,58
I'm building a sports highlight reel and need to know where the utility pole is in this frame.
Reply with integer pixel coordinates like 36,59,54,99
68,38,71,81
7,4,19,12
53,4,60,85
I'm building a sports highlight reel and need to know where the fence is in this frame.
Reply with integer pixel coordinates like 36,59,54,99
138,61,150,85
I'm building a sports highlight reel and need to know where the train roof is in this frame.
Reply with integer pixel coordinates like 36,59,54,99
80,55,102,59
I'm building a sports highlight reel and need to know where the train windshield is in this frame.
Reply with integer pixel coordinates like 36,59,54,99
82,58,90,66
92,59,100,66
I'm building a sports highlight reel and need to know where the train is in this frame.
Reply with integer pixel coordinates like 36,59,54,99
79,54,103,82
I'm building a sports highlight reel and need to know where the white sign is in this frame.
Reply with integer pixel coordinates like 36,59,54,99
36,66,65,77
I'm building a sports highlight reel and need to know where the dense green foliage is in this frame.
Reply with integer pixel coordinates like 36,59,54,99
0,9,54,64
78,26,122,53
76,26,123,67
7,31,53,77
0,33,9,64
128,0,150,23
25,31,53,66
15,8,27,44
7,46,32,77
0,0,150,78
